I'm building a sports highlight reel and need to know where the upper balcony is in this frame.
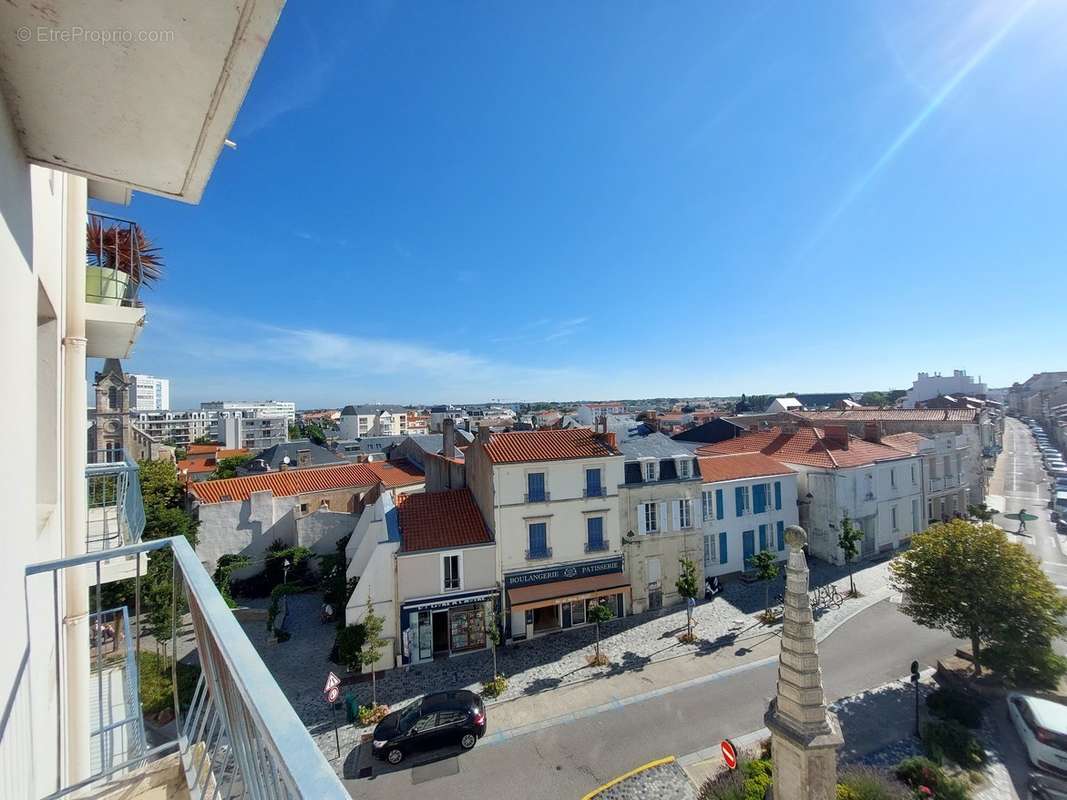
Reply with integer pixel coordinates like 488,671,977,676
84,213,151,359
8,535,347,799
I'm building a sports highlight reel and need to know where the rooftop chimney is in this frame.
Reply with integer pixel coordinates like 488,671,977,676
297,448,311,467
597,430,617,450
823,425,849,450
477,424,491,445
442,417,456,457
863,421,882,444
780,420,799,435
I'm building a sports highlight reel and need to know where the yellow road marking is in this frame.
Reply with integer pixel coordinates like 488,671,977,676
581,755,677,800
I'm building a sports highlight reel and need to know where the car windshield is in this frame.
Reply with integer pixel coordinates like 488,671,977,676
398,702,422,732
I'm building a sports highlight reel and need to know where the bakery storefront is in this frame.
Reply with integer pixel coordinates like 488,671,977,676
505,556,630,641
400,588,499,666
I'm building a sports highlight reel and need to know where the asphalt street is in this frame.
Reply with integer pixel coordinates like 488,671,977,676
994,418,1067,576
346,598,959,799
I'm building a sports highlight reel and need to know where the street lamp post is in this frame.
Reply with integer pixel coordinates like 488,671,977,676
283,558,291,584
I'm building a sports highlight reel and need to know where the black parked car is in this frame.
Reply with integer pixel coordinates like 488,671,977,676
371,690,487,765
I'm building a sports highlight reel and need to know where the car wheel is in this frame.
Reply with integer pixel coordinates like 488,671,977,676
460,733,477,750
387,748,404,765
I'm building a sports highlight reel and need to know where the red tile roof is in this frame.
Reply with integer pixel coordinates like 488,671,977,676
880,432,929,455
483,429,621,464
795,409,978,422
697,453,795,482
396,489,493,553
190,460,423,504
697,426,912,469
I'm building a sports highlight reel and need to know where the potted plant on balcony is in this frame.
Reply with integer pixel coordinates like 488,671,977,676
86,215,164,304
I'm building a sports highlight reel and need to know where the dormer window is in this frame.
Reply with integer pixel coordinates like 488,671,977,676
678,459,691,479
645,461,657,481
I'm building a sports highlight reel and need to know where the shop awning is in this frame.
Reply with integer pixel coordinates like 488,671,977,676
508,573,630,610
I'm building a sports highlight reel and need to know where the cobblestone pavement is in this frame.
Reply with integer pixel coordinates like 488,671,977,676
590,757,697,800
240,555,897,768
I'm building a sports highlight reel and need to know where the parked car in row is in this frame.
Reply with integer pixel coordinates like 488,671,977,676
1009,694,1067,776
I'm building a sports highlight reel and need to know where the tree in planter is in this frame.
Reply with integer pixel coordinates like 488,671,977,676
747,549,780,622
587,600,615,666
336,624,367,674
359,596,387,707
891,519,1067,679
838,516,864,597
675,557,699,639
486,607,503,680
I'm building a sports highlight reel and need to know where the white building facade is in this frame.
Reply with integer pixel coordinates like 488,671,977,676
201,399,297,424
340,404,409,438
903,370,987,408
127,373,170,410
698,455,800,578
465,428,628,642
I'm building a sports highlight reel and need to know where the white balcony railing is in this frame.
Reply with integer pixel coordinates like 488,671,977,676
86,449,145,553
15,536,347,799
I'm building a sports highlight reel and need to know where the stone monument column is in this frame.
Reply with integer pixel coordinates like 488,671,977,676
764,525,843,800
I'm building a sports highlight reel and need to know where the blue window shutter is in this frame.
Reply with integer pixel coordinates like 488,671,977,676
715,489,724,520
774,481,782,511
587,517,603,546
529,523,547,553
743,531,755,566
735,487,744,517
758,524,768,551
753,484,766,514
776,521,785,550
719,531,728,564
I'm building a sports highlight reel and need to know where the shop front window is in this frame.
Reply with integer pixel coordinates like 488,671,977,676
449,606,486,653
570,600,586,626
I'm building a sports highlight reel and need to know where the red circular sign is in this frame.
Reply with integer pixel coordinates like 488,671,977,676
721,739,737,770
326,687,340,704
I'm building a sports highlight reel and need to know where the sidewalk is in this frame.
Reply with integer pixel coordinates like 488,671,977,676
239,557,896,773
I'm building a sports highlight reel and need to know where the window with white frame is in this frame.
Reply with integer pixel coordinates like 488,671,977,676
702,490,712,521
678,459,691,479
442,553,462,592
644,460,657,481
678,498,693,529
642,502,658,533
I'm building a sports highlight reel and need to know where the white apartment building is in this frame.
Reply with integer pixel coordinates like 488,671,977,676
465,428,627,642
0,2,345,796
575,402,627,426
127,373,170,410
201,399,296,424
883,432,971,523
215,409,289,450
132,409,214,446
697,454,800,579
903,370,987,408
700,424,923,565
339,404,409,438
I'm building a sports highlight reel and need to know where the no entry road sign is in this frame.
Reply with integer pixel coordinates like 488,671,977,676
721,739,737,770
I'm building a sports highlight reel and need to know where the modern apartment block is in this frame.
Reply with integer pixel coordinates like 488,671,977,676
131,409,214,447
902,370,987,408
340,404,409,438
127,373,170,411
215,409,289,450
201,399,297,424
0,2,346,797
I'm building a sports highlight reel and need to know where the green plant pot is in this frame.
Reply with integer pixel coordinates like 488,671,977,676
85,265,130,305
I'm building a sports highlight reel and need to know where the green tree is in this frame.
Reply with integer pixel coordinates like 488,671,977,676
139,458,184,512
748,549,780,621
486,607,503,680
675,557,699,638
193,435,213,445
336,624,367,673
213,554,251,607
359,596,387,706
288,423,301,440
967,503,997,522
304,422,327,447
212,454,251,479
891,519,1067,679
838,516,864,597
860,391,890,407
587,600,615,664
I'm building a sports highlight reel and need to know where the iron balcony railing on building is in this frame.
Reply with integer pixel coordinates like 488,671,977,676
585,539,610,553
524,491,551,503
86,449,146,552
18,536,347,799
85,211,153,307
526,547,553,561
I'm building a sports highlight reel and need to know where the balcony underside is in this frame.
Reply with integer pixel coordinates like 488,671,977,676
0,1,283,203
85,304,146,359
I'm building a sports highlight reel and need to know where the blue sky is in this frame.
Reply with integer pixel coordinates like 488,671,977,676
92,0,1067,408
